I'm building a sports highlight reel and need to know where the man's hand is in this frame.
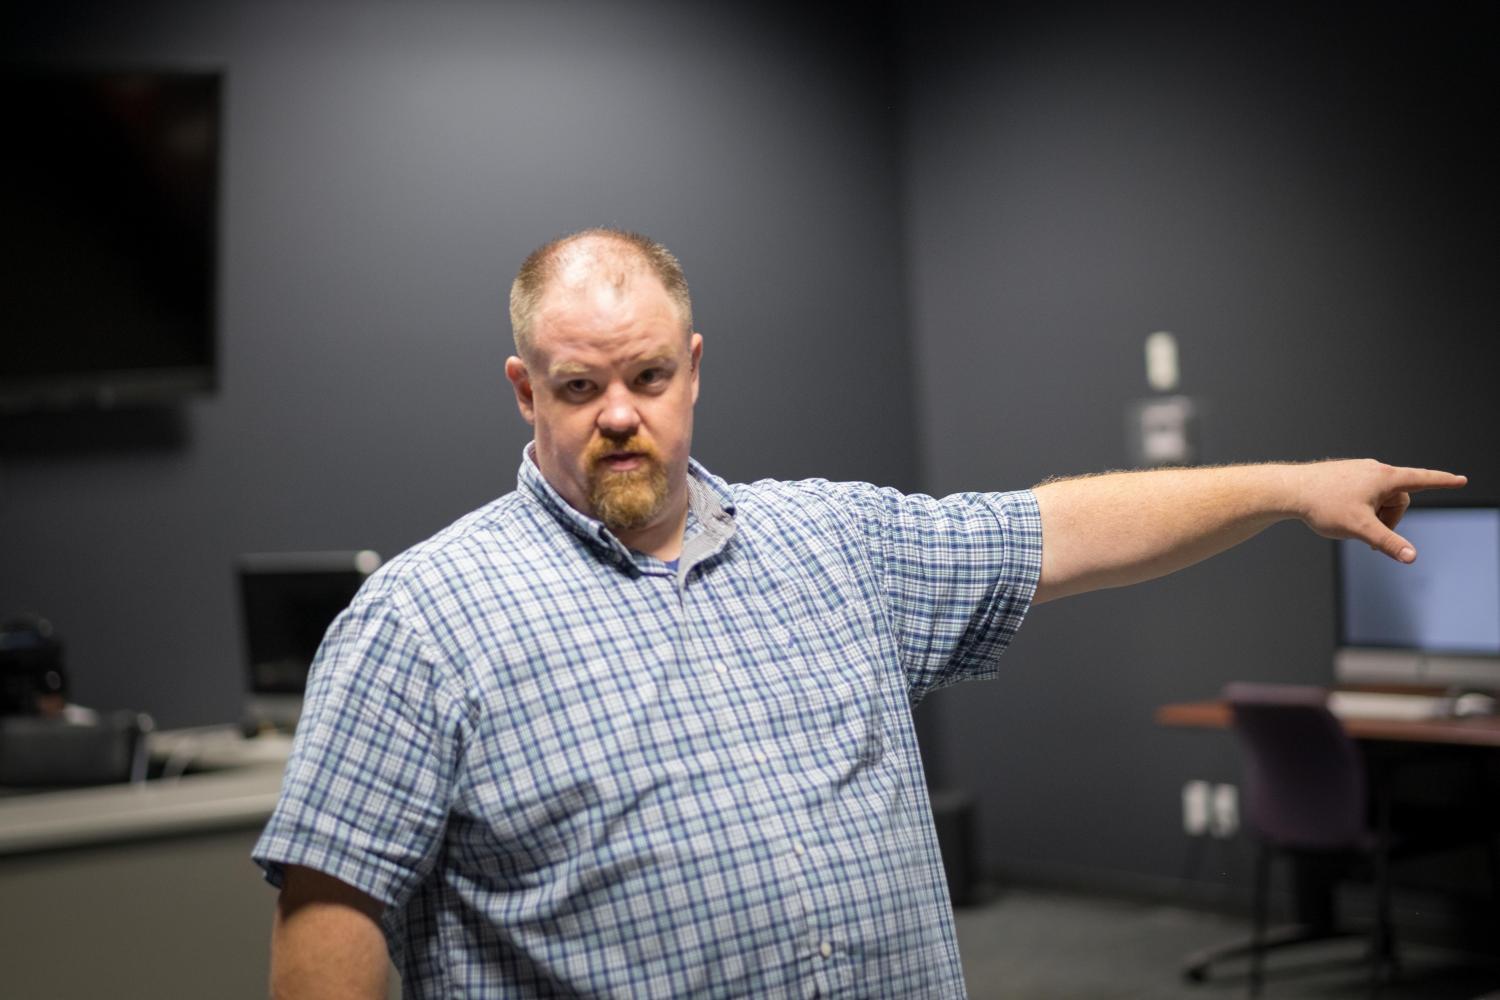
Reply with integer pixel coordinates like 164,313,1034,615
1287,459,1466,563
271,865,389,999
1031,459,1466,604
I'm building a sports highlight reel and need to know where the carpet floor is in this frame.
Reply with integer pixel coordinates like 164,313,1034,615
954,887,1500,1000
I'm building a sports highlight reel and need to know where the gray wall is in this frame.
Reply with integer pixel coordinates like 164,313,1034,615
3,0,1496,906
901,1,1499,893
0,0,917,728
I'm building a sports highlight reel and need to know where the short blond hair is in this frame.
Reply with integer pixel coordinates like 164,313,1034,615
509,228,693,361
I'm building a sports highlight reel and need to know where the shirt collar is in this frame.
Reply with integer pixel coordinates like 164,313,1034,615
516,445,737,572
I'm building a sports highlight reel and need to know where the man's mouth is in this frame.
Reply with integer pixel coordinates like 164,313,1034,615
598,451,646,472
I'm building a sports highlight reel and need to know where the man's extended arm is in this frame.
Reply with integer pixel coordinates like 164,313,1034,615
270,865,389,999
1031,459,1467,605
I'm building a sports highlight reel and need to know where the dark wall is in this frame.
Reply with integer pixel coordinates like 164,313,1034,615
901,1,1499,891
0,0,918,728
3,0,1495,907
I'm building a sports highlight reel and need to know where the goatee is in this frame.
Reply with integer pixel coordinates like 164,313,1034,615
586,437,669,534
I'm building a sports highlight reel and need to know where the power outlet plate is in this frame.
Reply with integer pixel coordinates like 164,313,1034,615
1210,783,1239,838
1181,780,1210,835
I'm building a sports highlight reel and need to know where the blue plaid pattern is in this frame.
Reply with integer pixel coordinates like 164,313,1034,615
254,452,1041,998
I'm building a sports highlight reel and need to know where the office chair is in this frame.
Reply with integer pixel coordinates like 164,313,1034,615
1224,682,1496,998
0,709,153,787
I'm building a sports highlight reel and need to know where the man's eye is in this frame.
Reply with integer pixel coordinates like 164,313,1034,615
564,379,593,395
638,369,666,386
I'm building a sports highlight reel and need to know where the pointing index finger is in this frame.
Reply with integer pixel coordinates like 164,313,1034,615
1392,467,1467,492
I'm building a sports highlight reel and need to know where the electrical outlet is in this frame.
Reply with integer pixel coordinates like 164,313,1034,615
1210,783,1239,838
1181,780,1210,835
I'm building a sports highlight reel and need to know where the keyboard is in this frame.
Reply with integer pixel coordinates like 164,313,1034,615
1326,691,1447,722
149,725,294,772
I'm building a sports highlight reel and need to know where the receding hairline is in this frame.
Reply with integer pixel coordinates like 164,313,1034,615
509,228,693,362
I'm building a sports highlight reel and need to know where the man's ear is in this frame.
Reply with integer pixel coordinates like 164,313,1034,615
689,332,703,405
505,356,536,425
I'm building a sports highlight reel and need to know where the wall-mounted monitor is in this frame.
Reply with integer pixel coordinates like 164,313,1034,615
0,68,221,412
1335,504,1500,689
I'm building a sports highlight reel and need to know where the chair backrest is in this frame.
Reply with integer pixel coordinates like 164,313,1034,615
0,710,152,787
1223,682,1366,850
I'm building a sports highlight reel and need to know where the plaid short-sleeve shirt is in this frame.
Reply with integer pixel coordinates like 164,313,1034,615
254,452,1041,998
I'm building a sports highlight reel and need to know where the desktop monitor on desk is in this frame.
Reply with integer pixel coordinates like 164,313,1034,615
238,550,381,731
1335,504,1500,690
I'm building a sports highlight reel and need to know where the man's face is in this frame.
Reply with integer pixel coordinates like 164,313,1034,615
505,270,701,546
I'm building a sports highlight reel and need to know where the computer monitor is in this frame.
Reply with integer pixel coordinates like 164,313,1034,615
237,550,380,730
1334,504,1500,689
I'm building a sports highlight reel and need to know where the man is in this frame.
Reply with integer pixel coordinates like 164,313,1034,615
256,228,1464,998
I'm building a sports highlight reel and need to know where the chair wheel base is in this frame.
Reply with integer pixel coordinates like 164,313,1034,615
1179,923,1369,984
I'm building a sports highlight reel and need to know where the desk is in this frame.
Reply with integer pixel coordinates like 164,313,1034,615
1156,699,1500,747
0,730,292,998
1157,697,1500,983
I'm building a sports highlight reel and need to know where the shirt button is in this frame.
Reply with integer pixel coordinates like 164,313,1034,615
818,941,833,959
714,663,728,675
792,841,806,857
755,751,769,765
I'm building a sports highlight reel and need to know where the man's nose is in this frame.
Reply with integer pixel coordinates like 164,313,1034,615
596,387,641,438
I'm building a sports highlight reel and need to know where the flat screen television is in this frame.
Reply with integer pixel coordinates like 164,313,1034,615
0,68,221,412
1334,503,1500,690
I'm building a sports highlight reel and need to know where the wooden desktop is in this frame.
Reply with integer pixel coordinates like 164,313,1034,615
1156,696,1500,747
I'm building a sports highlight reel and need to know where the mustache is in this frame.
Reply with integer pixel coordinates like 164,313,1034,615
585,434,662,466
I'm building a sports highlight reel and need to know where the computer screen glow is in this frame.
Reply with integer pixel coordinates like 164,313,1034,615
1339,507,1500,655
